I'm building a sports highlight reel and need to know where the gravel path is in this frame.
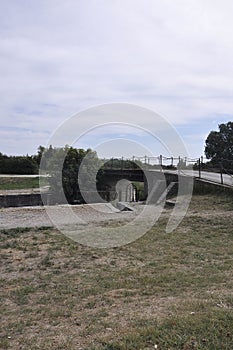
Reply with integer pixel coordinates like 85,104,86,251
0,203,140,229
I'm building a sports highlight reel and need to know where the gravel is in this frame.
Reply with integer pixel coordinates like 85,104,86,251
0,202,139,229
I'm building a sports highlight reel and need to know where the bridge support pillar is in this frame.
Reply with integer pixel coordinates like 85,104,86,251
143,171,166,204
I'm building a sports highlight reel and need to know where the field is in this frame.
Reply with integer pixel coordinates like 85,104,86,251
0,177,40,191
0,194,233,349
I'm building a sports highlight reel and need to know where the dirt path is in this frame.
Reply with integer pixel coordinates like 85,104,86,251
0,203,140,229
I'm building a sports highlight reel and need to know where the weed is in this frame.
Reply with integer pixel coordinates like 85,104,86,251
40,254,53,268
10,285,37,305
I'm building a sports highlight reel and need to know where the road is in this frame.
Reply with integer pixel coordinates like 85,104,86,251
164,169,233,187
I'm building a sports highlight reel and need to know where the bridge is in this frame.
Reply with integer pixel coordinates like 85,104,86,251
99,156,233,204
101,155,233,187
102,166,233,188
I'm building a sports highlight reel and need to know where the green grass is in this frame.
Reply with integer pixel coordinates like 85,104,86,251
0,177,40,190
95,309,233,349
0,194,233,349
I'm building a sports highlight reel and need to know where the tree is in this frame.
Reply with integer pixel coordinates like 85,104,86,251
205,122,233,170
46,146,105,204
0,153,38,174
33,145,45,167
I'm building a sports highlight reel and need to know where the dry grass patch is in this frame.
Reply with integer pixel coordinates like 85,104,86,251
0,194,233,349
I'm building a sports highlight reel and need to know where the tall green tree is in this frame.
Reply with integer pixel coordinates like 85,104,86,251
33,145,45,167
205,122,233,170
46,146,104,204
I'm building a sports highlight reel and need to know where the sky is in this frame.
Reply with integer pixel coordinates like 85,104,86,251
1,0,233,159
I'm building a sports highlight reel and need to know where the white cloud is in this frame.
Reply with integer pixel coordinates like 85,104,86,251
0,0,233,156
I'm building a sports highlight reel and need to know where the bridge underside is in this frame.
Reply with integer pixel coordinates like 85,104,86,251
101,169,181,203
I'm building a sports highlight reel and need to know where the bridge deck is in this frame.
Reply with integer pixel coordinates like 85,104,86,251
102,167,233,187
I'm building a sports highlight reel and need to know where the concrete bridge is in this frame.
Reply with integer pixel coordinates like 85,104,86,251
101,164,233,204
102,154,233,186
101,168,178,203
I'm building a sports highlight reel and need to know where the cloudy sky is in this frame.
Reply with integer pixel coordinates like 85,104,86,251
1,0,233,159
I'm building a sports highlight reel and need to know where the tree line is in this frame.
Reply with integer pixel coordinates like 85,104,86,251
0,153,39,174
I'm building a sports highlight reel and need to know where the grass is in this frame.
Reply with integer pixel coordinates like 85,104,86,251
0,177,40,190
0,194,233,349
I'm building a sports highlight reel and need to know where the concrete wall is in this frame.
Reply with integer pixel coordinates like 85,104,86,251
194,178,233,195
0,193,43,208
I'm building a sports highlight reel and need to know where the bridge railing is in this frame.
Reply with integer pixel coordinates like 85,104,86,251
101,155,198,170
100,155,233,186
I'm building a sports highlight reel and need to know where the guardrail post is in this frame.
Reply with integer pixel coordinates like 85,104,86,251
178,156,181,174
220,161,223,184
159,155,162,168
198,158,201,178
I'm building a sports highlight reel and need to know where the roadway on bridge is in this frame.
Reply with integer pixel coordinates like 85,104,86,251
161,169,233,187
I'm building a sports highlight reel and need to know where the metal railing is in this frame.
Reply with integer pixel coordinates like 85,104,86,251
101,155,233,186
